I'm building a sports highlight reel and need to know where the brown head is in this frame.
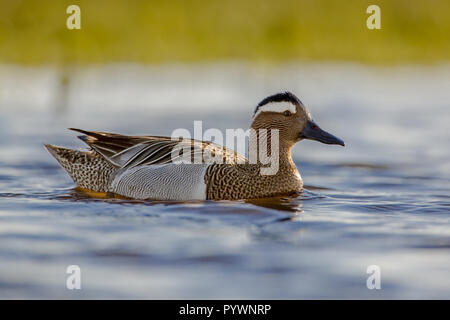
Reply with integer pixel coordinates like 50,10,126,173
251,92,345,148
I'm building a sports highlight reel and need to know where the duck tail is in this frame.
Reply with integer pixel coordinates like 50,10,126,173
44,144,115,192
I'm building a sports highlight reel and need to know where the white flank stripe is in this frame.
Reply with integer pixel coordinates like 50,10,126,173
254,101,297,118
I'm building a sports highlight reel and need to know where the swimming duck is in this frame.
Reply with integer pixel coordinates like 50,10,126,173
45,92,344,200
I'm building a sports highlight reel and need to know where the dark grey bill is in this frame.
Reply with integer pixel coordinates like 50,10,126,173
300,120,345,146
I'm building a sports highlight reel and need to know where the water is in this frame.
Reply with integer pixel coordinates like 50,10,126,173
0,63,449,299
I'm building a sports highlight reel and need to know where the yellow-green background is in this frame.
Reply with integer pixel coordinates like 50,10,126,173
1,0,449,65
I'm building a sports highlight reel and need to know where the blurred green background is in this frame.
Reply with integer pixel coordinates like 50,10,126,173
1,0,449,65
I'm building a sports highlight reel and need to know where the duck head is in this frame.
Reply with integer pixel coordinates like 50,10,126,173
251,91,345,147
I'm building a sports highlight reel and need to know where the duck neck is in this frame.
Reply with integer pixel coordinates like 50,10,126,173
248,127,297,174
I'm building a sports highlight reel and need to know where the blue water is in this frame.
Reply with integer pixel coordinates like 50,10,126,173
0,64,449,298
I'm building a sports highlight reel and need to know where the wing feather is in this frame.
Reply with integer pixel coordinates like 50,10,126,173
69,128,247,168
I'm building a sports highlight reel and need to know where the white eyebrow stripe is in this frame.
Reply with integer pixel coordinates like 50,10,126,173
254,101,297,118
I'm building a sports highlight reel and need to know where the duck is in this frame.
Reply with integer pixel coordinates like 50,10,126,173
45,92,344,201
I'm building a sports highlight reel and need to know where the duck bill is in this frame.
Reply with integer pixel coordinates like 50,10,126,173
301,120,345,146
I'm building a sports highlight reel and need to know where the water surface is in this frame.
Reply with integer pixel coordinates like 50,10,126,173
0,64,449,298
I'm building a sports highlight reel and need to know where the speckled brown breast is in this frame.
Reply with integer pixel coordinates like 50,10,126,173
204,163,303,200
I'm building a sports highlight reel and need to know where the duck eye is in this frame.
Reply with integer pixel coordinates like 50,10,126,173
283,110,292,116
